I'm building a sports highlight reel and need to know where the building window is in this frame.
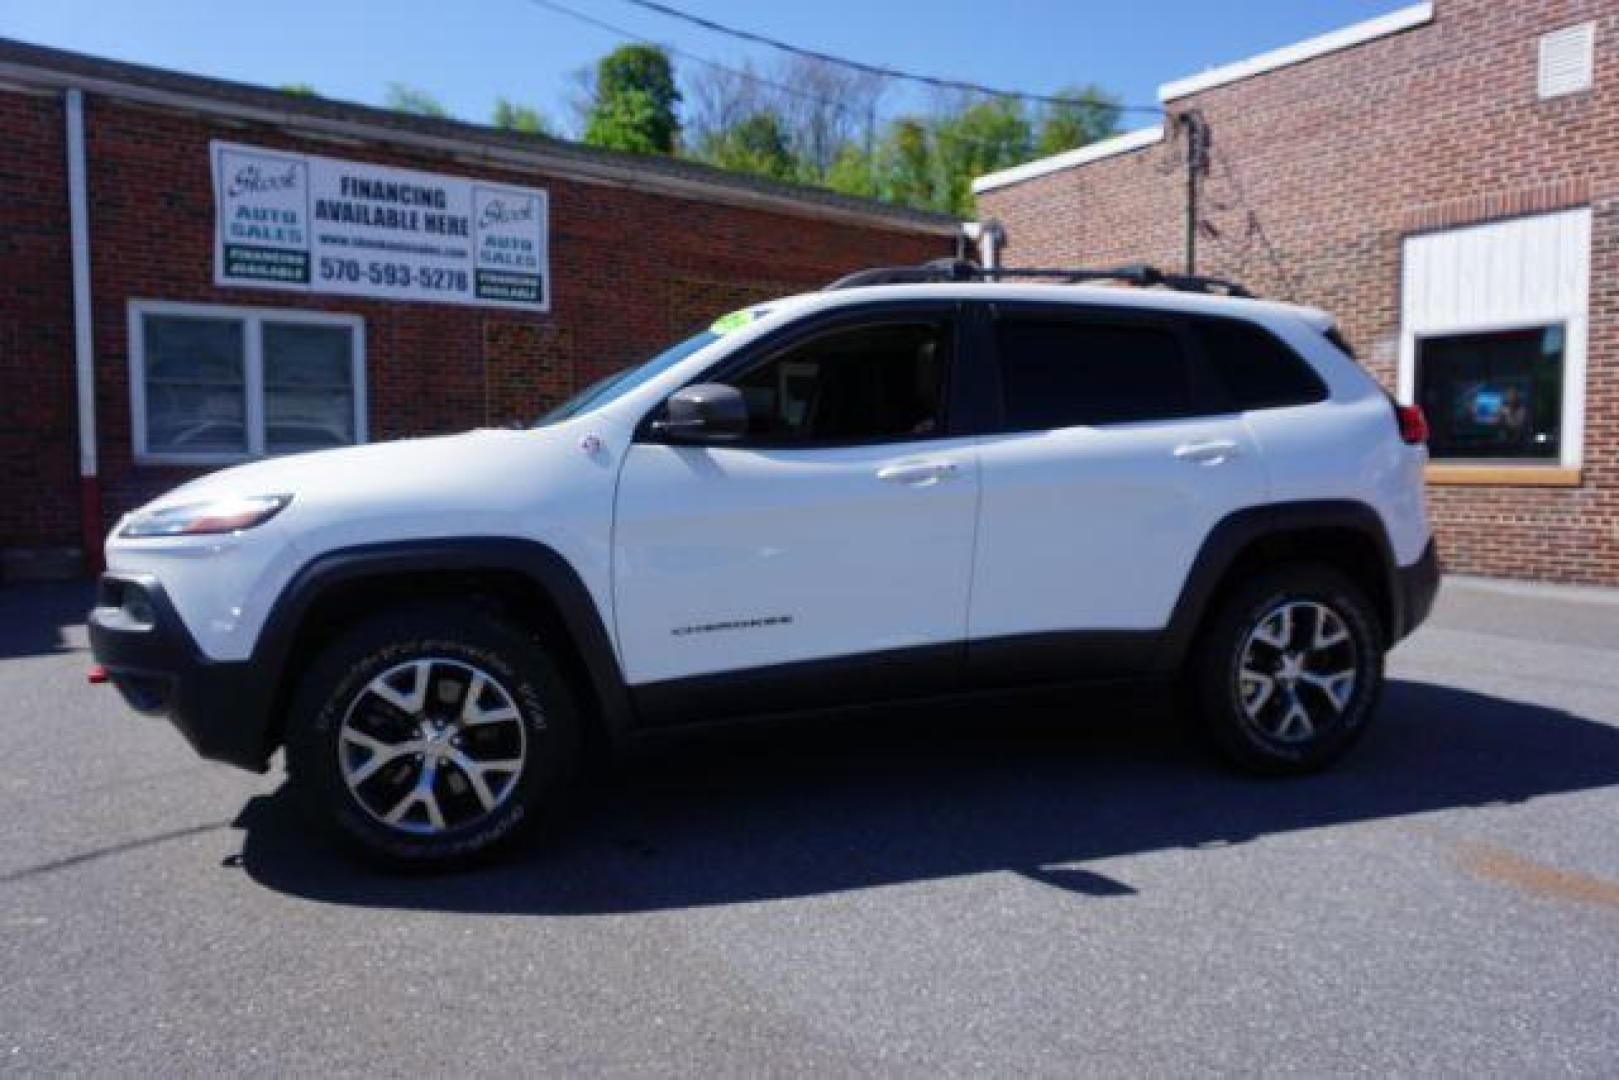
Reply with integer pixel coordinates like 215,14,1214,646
262,321,360,453
141,315,247,456
1416,326,1564,460
130,302,365,463
1539,23,1595,99
1399,208,1590,475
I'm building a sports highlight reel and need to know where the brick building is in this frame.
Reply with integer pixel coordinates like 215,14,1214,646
975,0,1619,585
0,39,957,578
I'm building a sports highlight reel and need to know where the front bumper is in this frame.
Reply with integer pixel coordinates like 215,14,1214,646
1395,539,1441,641
87,574,275,772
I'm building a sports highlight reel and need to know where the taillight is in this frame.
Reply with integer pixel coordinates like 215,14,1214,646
1395,403,1428,445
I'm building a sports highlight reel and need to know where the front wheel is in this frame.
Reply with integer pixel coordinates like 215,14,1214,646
1189,564,1384,775
285,605,580,869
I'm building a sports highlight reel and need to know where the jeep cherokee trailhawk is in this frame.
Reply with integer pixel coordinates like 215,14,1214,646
90,261,1440,868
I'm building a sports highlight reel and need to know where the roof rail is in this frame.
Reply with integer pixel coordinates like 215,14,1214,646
824,258,1253,298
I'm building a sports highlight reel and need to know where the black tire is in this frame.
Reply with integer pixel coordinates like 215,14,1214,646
285,604,580,870
1188,563,1384,776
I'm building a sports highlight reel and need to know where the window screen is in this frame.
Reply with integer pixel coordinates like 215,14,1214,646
1417,326,1564,460
142,315,247,454
263,322,357,452
1195,318,1326,411
729,321,948,444
994,318,1191,430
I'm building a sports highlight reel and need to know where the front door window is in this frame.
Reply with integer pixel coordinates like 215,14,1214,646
727,321,950,445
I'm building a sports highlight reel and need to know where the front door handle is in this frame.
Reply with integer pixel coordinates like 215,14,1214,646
1173,440,1240,466
877,460,960,486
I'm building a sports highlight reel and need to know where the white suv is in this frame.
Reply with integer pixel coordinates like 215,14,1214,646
90,261,1439,868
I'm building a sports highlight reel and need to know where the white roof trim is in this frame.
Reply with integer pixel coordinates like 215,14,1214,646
1159,2,1433,102
0,57,960,238
971,125,1164,194
972,3,1434,195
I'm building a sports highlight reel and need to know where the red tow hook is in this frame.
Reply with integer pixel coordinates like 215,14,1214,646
87,664,109,685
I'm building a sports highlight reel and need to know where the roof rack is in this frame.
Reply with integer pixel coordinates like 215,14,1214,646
824,258,1254,298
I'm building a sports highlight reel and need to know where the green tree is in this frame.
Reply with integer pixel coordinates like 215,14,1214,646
931,97,1034,215
698,111,797,181
1035,84,1121,156
280,83,318,97
823,142,877,198
385,83,450,119
583,45,681,155
775,56,883,182
682,61,770,152
492,98,552,135
873,117,935,211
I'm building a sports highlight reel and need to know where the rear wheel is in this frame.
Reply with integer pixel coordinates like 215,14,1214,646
1190,564,1384,775
285,605,579,869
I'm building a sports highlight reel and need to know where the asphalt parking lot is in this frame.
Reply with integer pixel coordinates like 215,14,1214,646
2,577,1617,1076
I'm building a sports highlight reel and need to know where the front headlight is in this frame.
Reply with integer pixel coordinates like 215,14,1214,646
120,494,292,538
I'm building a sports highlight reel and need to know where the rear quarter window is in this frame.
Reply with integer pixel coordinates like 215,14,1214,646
1194,317,1327,411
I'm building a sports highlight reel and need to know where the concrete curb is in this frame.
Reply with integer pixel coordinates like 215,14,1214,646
1444,573,1619,607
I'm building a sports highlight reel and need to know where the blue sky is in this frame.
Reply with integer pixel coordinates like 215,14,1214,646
2,0,1406,134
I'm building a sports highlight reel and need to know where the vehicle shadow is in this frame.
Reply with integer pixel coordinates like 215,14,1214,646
0,581,93,659
235,679,1619,913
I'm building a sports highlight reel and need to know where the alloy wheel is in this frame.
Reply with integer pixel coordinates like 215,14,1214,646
337,657,528,834
1234,600,1359,744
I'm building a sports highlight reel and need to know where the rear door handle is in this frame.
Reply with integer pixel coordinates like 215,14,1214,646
877,460,960,485
1173,440,1240,465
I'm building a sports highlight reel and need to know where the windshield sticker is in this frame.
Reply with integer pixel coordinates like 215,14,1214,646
709,308,757,335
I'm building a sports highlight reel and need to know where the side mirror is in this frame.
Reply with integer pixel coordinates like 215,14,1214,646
652,383,749,442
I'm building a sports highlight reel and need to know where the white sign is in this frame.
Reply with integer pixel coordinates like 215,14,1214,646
211,140,550,311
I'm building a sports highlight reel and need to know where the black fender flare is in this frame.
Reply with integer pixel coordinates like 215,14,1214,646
1156,500,1404,671
255,537,635,745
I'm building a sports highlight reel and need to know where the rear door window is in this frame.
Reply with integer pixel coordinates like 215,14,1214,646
993,316,1194,431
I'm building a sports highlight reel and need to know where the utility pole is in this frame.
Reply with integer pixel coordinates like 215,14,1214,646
1179,110,1210,275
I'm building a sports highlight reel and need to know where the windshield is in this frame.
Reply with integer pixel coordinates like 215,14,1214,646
534,329,720,427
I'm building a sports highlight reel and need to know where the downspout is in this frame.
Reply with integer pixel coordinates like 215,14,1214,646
65,88,102,573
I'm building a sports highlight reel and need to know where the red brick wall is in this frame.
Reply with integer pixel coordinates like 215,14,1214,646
979,0,1619,586
0,90,949,560
0,92,78,551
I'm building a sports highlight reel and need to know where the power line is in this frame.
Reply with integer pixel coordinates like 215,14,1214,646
1203,144,1302,301
523,0,850,118
517,0,1064,156
613,0,1164,115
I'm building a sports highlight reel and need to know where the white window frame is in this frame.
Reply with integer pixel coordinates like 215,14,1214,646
129,300,367,465
1398,208,1591,471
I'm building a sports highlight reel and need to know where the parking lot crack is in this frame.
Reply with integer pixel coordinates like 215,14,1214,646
0,820,231,885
